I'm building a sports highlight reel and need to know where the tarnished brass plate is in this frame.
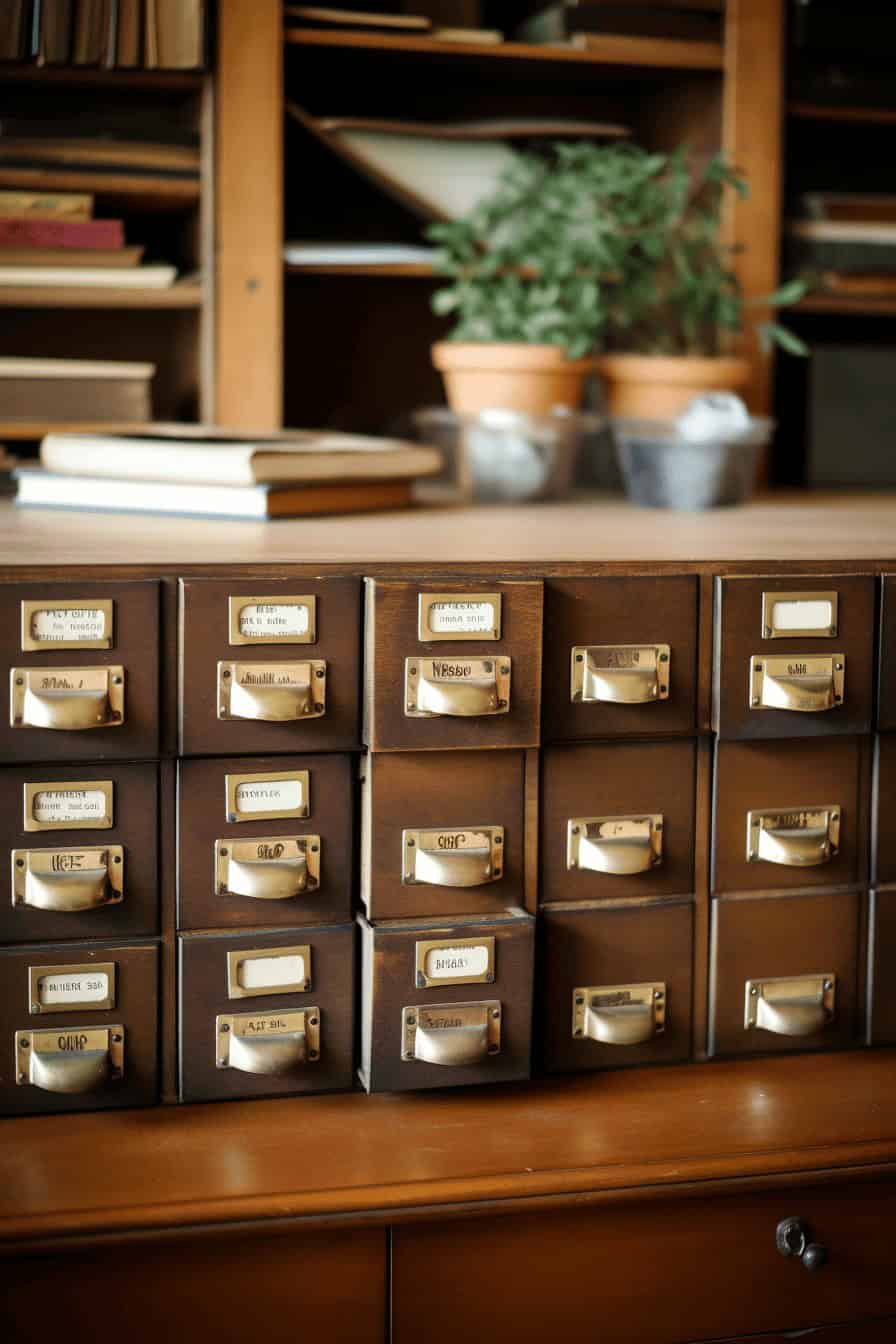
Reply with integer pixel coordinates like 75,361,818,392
28,962,116,1014
567,814,663,875
226,945,312,999
404,656,511,717
573,982,665,1045
12,845,124,912
749,654,845,712
216,1008,319,1072
746,805,840,866
16,1025,124,1091
11,666,124,730
228,595,317,646
571,644,670,704
761,591,838,640
401,1000,501,1065
414,936,496,989
215,836,320,900
24,779,113,832
224,770,310,823
217,661,326,721
417,592,502,642
21,598,113,651
402,826,504,887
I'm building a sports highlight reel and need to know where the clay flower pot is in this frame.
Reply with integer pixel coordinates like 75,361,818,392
432,341,593,417
594,354,751,419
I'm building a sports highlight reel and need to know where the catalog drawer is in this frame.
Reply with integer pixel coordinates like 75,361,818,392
878,575,896,731
870,888,896,1045
708,889,861,1057
358,909,534,1093
0,938,158,1115
712,738,868,894
363,579,542,751
0,580,160,762
178,924,354,1102
178,578,361,756
360,750,528,919
0,762,158,943
177,755,353,930
540,898,693,1073
540,740,696,903
873,735,896,882
542,576,698,742
713,575,875,740
392,1179,896,1344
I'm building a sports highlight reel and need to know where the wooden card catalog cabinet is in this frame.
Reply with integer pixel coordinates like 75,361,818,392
0,580,160,761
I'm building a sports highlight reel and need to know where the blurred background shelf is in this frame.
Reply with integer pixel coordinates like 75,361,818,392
285,261,436,277
793,293,896,316
0,420,162,441
789,102,896,125
0,280,204,309
0,64,206,92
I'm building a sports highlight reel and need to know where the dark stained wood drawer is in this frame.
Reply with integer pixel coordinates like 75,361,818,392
870,887,896,1045
363,578,543,751
0,579,160,762
542,575,699,742
392,1178,896,1344
714,575,875,740
873,735,896,883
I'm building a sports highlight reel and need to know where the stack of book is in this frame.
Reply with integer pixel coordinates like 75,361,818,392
786,194,896,297
0,188,177,289
0,1,206,70
0,357,155,422
15,425,444,519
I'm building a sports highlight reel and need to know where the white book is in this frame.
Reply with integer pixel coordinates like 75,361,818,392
283,242,438,266
0,265,178,289
40,426,442,486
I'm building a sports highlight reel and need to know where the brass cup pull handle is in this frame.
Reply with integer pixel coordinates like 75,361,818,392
745,975,835,1036
587,1002,656,1046
405,658,511,718
402,1001,501,1066
747,808,839,868
16,1026,124,1094
750,655,844,713
216,1009,320,1074
230,681,310,721
403,828,504,888
11,666,124,731
12,846,124,913
215,838,319,901
417,676,497,717
572,645,670,705
217,661,326,722
569,816,663,876
415,848,491,886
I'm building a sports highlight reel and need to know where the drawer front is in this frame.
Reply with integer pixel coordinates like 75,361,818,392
358,911,534,1093
541,740,696,903
879,574,896,731
0,580,159,762
714,575,875,740
540,899,693,1072
361,750,527,919
709,889,861,1057
364,579,542,751
179,578,361,756
712,738,868,894
0,939,158,1115
392,1179,896,1344
177,755,353,930
870,888,896,1045
178,924,354,1102
0,762,158,943
542,576,699,742
874,735,896,883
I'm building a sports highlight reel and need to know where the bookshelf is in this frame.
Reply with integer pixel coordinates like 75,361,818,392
0,61,214,441
215,0,785,433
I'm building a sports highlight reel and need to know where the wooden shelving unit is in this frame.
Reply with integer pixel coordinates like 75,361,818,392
0,279,204,309
789,101,896,125
215,0,784,432
794,293,896,317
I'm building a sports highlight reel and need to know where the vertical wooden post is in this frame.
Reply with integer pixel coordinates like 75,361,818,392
215,0,283,428
722,0,784,416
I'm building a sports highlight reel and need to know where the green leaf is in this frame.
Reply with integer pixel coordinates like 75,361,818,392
758,321,810,357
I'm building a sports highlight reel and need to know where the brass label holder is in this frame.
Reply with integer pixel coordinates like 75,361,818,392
224,769,310,823
20,598,114,652
573,982,666,1046
571,644,670,705
761,590,838,640
227,595,317,646
226,946,312,999
417,592,502,642
28,962,116,1014
23,779,114,832
404,656,511,718
414,936,496,988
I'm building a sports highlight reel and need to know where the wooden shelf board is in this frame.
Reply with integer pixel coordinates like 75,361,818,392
789,101,896,126
285,261,436,277
284,28,723,72
1,1049,895,1247
0,63,206,91
0,421,163,442
0,168,200,208
795,293,896,316
0,280,204,309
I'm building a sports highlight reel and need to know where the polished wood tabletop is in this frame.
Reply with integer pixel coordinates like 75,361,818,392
2,1049,894,1247
1,494,896,568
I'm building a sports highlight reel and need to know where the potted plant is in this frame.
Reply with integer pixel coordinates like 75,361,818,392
426,148,611,416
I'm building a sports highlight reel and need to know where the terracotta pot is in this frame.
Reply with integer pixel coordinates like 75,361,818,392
594,354,751,419
432,341,593,417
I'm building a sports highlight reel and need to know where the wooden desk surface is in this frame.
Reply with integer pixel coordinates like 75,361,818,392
2,1050,894,1249
1,494,895,569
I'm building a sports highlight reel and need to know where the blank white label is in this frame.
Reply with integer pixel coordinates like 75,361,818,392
30,608,106,643
424,945,489,979
235,778,303,814
38,971,109,1005
238,603,310,638
238,954,305,990
32,789,107,824
770,599,833,631
427,601,495,634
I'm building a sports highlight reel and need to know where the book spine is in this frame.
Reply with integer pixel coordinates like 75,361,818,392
0,191,94,219
0,217,124,248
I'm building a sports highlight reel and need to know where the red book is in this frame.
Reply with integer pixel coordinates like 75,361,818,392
0,217,125,250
